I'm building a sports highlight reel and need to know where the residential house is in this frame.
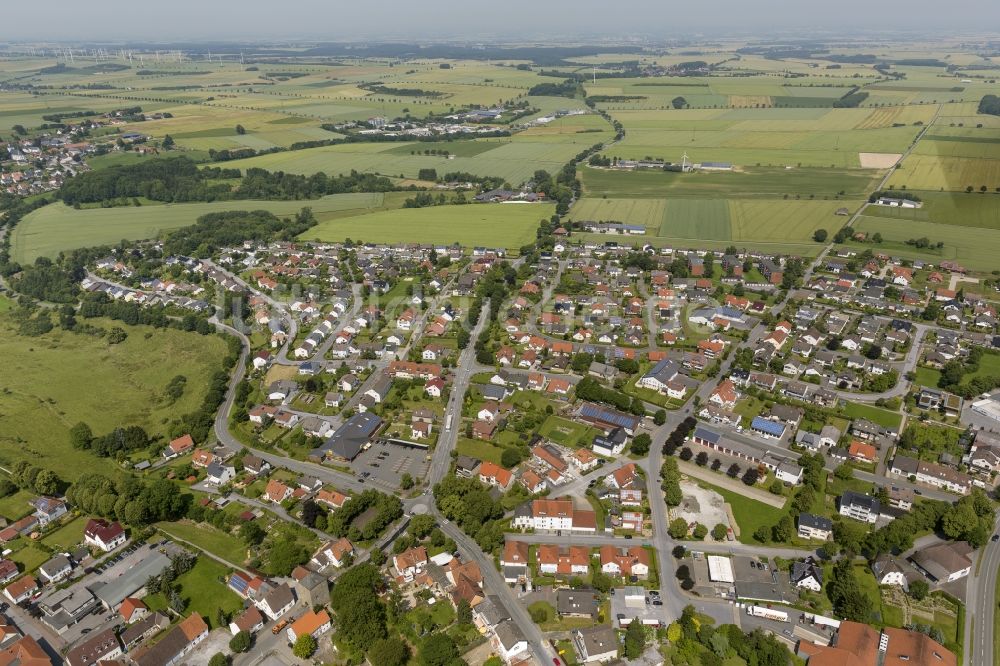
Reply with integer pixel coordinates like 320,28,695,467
394,546,429,581
257,583,295,621
574,625,619,663
311,538,355,569
537,545,591,576
132,613,209,666
790,559,823,592
286,609,331,643
66,627,123,666
599,546,650,578
83,519,126,553
839,490,880,524
797,513,832,541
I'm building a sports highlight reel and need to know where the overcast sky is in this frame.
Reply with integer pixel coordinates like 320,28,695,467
5,0,998,41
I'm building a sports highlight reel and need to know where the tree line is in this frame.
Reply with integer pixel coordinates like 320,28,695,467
58,156,398,206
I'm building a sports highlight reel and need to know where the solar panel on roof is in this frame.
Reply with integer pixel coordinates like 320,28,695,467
751,416,785,437
580,403,638,429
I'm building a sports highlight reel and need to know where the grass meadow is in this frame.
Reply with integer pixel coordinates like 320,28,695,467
12,193,387,262
217,130,612,186
301,202,552,248
0,315,227,481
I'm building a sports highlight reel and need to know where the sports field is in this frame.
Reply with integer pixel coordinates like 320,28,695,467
301,202,554,248
12,193,387,262
0,316,227,481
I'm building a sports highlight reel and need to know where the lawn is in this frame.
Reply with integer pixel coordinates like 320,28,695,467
155,520,249,567
914,366,943,388
144,557,243,629
12,193,386,262
455,437,506,465
0,317,228,482
538,415,599,448
0,489,37,522
300,203,552,249
9,541,50,574
841,402,903,430
40,516,88,551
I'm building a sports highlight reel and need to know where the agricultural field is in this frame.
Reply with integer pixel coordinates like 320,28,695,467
215,127,611,186
579,165,880,199
887,154,1000,192
571,198,853,243
863,191,1000,229
853,215,1000,270
301,202,553,248
12,192,388,262
0,314,228,481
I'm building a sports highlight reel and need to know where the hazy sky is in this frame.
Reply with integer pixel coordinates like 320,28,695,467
5,0,999,41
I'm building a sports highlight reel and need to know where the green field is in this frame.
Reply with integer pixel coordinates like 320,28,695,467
0,316,227,481
580,165,880,199
853,215,1000,271
570,197,854,249
0,489,37,522
40,516,89,551
216,129,611,186
660,199,732,240
143,557,243,629
841,402,903,430
694,478,786,545
301,202,552,248
156,519,249,566
12,193,388,262
887,154,1000,192
864,191,1000,229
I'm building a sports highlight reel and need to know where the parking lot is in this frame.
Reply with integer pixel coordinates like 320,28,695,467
39,541,155,648
609,587,670,628
350,439,430,489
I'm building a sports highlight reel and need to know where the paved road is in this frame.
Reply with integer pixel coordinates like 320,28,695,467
828,324,929,403
967,515,1000,666
428,302,491,486
506,530,815,559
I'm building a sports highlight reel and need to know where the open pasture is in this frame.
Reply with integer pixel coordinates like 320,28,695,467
12,193,386,262
301,202,552,249
0,316,227,481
